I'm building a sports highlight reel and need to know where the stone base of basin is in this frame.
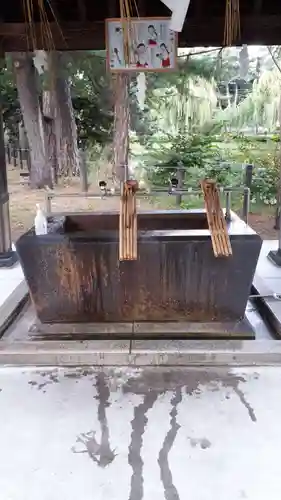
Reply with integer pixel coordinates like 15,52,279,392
28,317,255,341
16,209,262,328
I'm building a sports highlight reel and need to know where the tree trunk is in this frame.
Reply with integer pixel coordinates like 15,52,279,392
48,51,79,177
112,73,130,183
44,117,58,186
11,53,52,189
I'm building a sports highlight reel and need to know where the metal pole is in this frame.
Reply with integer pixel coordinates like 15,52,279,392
176,164,184,207
225,191,231,222
242,163,253,221
45,193,52,215
268,201,281,266
243,188,250,225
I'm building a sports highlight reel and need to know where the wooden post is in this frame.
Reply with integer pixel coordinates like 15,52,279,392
79,149,88,192
6,143,11,164
19,122,29,169
0,103,17,267
26,148,31,172
112,73,130,184
19,147,23,170
13,146,17,168
108,0,130,184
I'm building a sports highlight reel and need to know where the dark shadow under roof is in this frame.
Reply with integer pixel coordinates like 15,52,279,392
0,0,280,50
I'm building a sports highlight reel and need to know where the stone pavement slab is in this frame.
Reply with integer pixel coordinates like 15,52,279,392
0,366,280,500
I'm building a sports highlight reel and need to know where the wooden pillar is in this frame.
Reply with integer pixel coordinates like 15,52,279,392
107,0,130,184
0,101,17,267
113,73,130,182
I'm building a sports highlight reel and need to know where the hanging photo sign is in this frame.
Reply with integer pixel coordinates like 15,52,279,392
106,17,177,72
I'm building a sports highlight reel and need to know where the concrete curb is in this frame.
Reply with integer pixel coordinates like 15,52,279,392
1,340,281,366
0,280,29,337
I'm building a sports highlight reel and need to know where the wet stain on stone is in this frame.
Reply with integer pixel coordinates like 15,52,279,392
183,370,257,423
28,371,59,391
64,372,82,380
124,369,257,423
28,380,37,387
200,438,211,450
49,373,59,384
232,385,256,422
64,368,94,380
158,388,182,500
72,373,116,468
37,382,48,390
128,390,158,500
188,437,211,449
122,369,257,499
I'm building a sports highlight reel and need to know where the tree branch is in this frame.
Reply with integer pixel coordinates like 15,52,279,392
178,47,223,59
267,46,281,74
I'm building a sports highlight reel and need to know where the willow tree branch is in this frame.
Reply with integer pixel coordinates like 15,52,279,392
178,47,223,58
267,46,281,74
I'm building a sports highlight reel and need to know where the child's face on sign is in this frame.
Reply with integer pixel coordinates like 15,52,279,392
137,44,146,55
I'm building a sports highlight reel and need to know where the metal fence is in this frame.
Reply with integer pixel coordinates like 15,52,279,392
6,142,254,222
5,144,89,190
5,144,31,172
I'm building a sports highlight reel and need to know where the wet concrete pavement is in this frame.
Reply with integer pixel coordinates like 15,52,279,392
0,366,280,500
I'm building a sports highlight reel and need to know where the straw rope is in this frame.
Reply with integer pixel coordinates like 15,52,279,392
21,0,66,51
223,0,240,46
201,179,232,258
119,180,138,261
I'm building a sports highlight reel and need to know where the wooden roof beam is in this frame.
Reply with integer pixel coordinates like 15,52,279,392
77,0,87,23
2,16,281,51
107,0,117,18
253,0,263,15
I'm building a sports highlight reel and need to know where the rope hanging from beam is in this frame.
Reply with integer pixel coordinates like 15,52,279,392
119,0,139,65
224,0,241,46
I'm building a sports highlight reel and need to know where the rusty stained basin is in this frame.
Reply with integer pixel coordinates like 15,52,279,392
16,210,262,324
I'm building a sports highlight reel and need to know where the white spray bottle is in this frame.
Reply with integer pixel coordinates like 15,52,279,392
34,203,48,235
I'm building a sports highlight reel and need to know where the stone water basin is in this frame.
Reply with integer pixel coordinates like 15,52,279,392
16,209,262,324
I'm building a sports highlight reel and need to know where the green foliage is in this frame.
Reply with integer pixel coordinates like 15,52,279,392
2,44,281,209
0,52,115,146
139,47,281,206
141,133,222,186
215,134,280,205
0,58,21,140
68,52,113,147
252,160,279,205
